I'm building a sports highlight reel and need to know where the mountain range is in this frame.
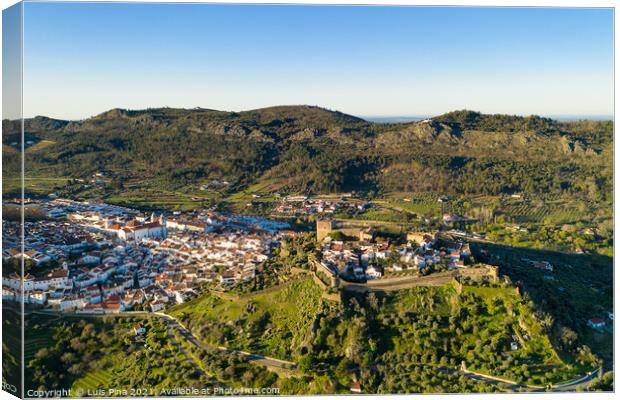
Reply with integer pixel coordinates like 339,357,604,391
2,105,613,200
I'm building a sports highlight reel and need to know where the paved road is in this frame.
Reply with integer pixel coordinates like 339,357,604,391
25,308,604,391
165,321,210,379
401,365,600,392
547,367,603,392
351,363,534,392
32,309,296,370
154,312,297,369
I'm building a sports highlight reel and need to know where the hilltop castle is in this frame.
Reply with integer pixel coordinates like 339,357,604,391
316,219,374,243
316,219,334,242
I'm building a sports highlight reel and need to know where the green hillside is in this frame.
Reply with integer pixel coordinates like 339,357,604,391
1,106,612,210
169,277,324,360
170,277,594,391
313,282,591,391
23,314,280,395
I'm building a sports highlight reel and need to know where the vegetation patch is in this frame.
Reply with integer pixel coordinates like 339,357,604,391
170,277,324,361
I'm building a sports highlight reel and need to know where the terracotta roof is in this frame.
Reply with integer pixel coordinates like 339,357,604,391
102,301,121,310
49,270,69,279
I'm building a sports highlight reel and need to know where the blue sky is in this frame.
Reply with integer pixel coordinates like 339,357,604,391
13,3,615,120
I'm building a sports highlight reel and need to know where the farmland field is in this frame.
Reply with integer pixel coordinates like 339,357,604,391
72,369,115,392
226,178,290,202
500,201,590,225
3,177,70,196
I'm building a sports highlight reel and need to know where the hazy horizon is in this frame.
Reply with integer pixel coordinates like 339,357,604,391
3,3,614,120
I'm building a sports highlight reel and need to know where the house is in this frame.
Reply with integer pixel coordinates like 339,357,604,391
350,382,361,394
446,242,470,257
286,195,308,202
447,260,466,269
84,285,101,303
134,326,147,336
413,255,426,268
531,261,553,272
173,290,186,304
3,273,25,291
407,232,436,249
79,254,101,265
587,318,606,330
47,269,70,288
150,300,165,312
2,287,17,301
74,272,99,289
26,291,47,305
60,296,88,312
101,300,123,313
448,251,461,262
219,271,237,284
459,243,471,257
365,265,382,279
28,250,52,264
81,303,104,313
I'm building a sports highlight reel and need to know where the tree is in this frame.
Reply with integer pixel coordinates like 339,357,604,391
335,358,351,383
556,326,578,350
297,354,314,373
35,348,50,361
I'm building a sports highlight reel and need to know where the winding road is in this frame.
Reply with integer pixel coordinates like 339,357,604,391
153,312,296,370
32,309,296,370
26,305,603,392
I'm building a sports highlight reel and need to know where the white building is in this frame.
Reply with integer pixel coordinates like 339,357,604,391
366,265,382,279
117,220,167,242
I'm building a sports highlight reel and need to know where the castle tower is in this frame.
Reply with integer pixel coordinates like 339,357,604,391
316,219,334,242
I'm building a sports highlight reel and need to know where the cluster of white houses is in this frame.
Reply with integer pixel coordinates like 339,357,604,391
394,232,472,271
275,196,368,216
2,198,284,313
319,239,386,281
144,229,277,286
318,230,472,282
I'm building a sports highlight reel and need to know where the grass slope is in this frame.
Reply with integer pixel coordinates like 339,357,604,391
170,277,324,361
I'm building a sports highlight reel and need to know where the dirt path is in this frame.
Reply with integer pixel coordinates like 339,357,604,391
340,270,459,292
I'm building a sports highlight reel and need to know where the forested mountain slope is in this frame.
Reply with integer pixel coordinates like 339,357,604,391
2,106,613,203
